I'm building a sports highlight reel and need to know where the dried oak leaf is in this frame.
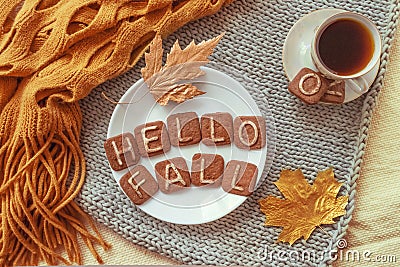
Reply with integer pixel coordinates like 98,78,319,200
259,168,348,245
141,33,224,105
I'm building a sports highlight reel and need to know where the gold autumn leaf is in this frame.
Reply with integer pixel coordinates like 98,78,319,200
259,168,348,245
141,33,224,106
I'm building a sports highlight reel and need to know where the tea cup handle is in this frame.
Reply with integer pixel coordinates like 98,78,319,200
346,76,369,94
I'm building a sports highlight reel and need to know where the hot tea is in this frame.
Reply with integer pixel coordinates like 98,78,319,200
317,18,375,76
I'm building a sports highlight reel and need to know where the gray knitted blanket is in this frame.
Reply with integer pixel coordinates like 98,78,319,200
78,1,400,266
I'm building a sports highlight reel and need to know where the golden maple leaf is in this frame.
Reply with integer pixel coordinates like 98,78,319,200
259,168,348,245
140,33,224,105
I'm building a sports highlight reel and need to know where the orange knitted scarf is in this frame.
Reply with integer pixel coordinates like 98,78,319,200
0,0,232,265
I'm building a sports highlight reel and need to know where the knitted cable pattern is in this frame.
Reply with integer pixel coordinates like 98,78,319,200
0,0,232,265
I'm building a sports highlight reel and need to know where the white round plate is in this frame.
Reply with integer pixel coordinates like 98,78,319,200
107,67,272,225
282,8,380,103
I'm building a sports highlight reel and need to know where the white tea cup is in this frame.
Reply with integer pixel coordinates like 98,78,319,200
311,11,381,93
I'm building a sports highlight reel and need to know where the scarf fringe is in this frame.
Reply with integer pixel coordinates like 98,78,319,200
0,0,232,264
0,102,110,266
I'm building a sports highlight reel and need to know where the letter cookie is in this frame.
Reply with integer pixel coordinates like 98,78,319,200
155,157,191,193
288,68,329,105
134,121,171,158
104,133,140,171
233,116,266,150
201,112,233,146
119,165,158,205
320,79,346,104
167,112,201,147
191,154,224,187
222,160,258,196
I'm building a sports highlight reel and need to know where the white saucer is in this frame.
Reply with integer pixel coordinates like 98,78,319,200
282,9,380,103
107,67,273,225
